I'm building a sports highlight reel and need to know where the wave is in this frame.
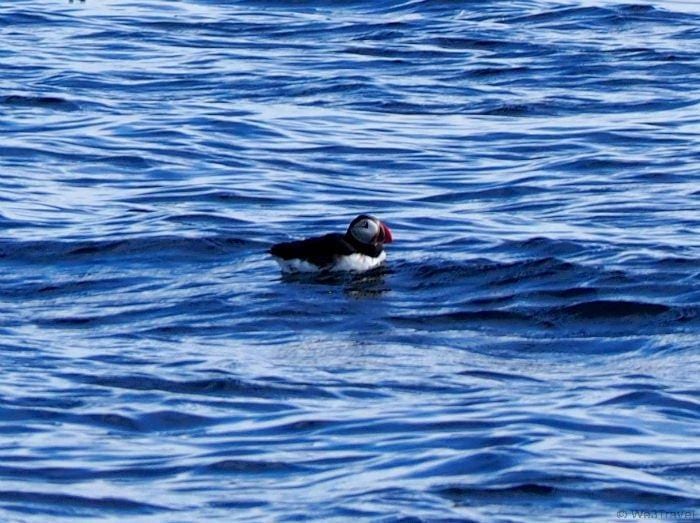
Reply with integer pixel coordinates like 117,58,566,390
0,235,253,263
1,94,80,111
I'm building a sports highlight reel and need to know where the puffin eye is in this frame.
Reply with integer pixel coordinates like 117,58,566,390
361,221,369,229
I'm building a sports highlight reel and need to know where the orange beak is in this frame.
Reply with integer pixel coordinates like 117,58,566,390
380,222,393,244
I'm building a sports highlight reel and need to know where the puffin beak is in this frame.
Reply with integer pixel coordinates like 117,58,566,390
380,222,393,244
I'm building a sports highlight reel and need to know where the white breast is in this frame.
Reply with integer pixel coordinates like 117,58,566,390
331,251,386,272
274,251,386,274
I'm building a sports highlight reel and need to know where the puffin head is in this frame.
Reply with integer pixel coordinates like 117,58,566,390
347,214,393,246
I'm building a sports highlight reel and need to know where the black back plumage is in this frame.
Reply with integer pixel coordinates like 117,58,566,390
270,232,384,269
270,233,354,268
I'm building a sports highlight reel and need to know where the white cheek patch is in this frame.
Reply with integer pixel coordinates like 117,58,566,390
352,220,380,244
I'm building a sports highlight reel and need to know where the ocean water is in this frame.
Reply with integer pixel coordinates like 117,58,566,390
1,0,699,521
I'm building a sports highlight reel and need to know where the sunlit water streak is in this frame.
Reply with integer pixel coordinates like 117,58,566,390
1,0,699,521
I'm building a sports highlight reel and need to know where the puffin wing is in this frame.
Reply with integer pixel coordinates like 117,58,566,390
270,233,355,268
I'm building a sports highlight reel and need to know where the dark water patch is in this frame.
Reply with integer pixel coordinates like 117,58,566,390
207,499,268,509
186,115,286,139
0,235,251,263
458,370,544,383
0,11,75,26
657,463,700,477
3,400,266,434
347,98,469,115
301,454,378,469
0,490,170,516
200,459,307,475
33,298,238,336
0,463,188,482
135,410,217,432
596,390,700,417
390,309,538,332
322,418,501,437
66,373,336,400
608,378,664,391
416,185,545,203
509,4,695,30
96,154,153,168
558,300,672,318
530,415,644,435
124,189,282,206
254,417,341,436
436,482,556,502
463,294,515,308
37,276,138,296
468,66,534,80
5,395,84,410
86,411,147,433
409,450,524,479
0,424,43,435
480,102,546,116
395,257,613,321
483,258,585,288
1,94,80,111
35,297,235,331
654,256,700,270
434,482,696,506
566,485,692,506
544,301,697,335
0,276,141,300
528,286,598,300
507,5,608,25
0,406,142,432
427,36,508,50
500,237,593,258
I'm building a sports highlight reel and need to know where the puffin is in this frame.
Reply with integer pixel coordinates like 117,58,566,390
270,215,393,273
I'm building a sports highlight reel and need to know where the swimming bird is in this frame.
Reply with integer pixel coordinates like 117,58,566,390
270,215,393,273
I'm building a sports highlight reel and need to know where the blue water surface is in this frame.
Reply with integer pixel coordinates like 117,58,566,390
1,0,699,521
